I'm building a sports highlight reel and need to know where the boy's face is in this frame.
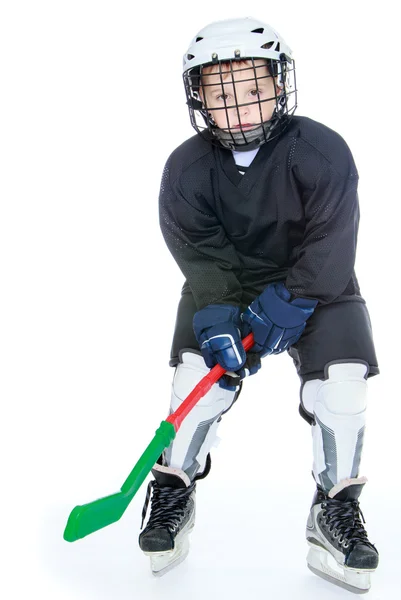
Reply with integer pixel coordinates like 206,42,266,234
199,59,282,133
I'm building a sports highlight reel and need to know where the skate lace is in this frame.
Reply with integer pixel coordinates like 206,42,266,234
321,498,377,552
140,480,195,531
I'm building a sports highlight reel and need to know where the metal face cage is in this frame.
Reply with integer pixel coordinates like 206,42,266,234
183,54,297,151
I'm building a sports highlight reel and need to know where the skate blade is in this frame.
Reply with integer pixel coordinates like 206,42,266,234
307,543,373,594
143,515,194,578
144,536,190,577
150,546,189,577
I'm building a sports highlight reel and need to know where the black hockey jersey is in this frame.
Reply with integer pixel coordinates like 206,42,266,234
159,116,363,311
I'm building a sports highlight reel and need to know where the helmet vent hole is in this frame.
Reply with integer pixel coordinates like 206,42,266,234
261,41,276,50
187,54,195,60
195,37,203,42
251,28,264,34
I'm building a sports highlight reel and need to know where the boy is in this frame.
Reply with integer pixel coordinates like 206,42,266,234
138,17,379,594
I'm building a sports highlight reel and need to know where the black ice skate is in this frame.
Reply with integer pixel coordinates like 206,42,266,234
306,476,379,594
139,462,196,577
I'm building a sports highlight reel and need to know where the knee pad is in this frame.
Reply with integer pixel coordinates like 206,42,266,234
164,351,238,480
301,361,368,419
170,351,237,412
301,361,369,489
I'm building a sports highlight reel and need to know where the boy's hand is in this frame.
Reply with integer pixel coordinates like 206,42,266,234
193,304,247,372
242,282,318,356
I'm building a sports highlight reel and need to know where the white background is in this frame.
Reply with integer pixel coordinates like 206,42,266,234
1,1,400,598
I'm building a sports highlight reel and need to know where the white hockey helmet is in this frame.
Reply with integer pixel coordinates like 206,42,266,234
182,17,297,151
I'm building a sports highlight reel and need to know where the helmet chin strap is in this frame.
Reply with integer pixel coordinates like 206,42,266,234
212,106,284,151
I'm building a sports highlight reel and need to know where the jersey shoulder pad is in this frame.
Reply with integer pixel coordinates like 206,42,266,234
290,115,358,179
167,134,213,183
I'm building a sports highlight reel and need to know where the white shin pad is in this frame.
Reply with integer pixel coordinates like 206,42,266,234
302,362,369,491
163,352,238,480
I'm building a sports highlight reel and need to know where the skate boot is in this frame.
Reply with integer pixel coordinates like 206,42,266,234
306,476,379,594
139,462,196,577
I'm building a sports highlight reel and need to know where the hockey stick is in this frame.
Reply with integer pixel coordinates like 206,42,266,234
63,333,255,542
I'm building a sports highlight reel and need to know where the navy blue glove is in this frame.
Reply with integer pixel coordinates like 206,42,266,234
193,304,247,371
242,282,318,356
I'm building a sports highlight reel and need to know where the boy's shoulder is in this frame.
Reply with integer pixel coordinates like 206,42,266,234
166,133,214,183
289,115,358,177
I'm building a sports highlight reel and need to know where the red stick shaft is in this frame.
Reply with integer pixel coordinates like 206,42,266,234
166,333,254,432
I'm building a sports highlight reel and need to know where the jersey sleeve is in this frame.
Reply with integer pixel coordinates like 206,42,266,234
285,139,360,305
159,154,243,310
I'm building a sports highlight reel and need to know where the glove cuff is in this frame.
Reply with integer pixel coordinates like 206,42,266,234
193,304,242,339
258,283,317,328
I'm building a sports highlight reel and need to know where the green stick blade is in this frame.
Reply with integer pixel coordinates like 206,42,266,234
63,420,175,542
64,492,131,542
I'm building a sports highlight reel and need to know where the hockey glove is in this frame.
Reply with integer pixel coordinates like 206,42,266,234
242,282,318,356
193,304,247,389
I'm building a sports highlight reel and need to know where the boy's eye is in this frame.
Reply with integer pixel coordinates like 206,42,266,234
214,88,263,102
